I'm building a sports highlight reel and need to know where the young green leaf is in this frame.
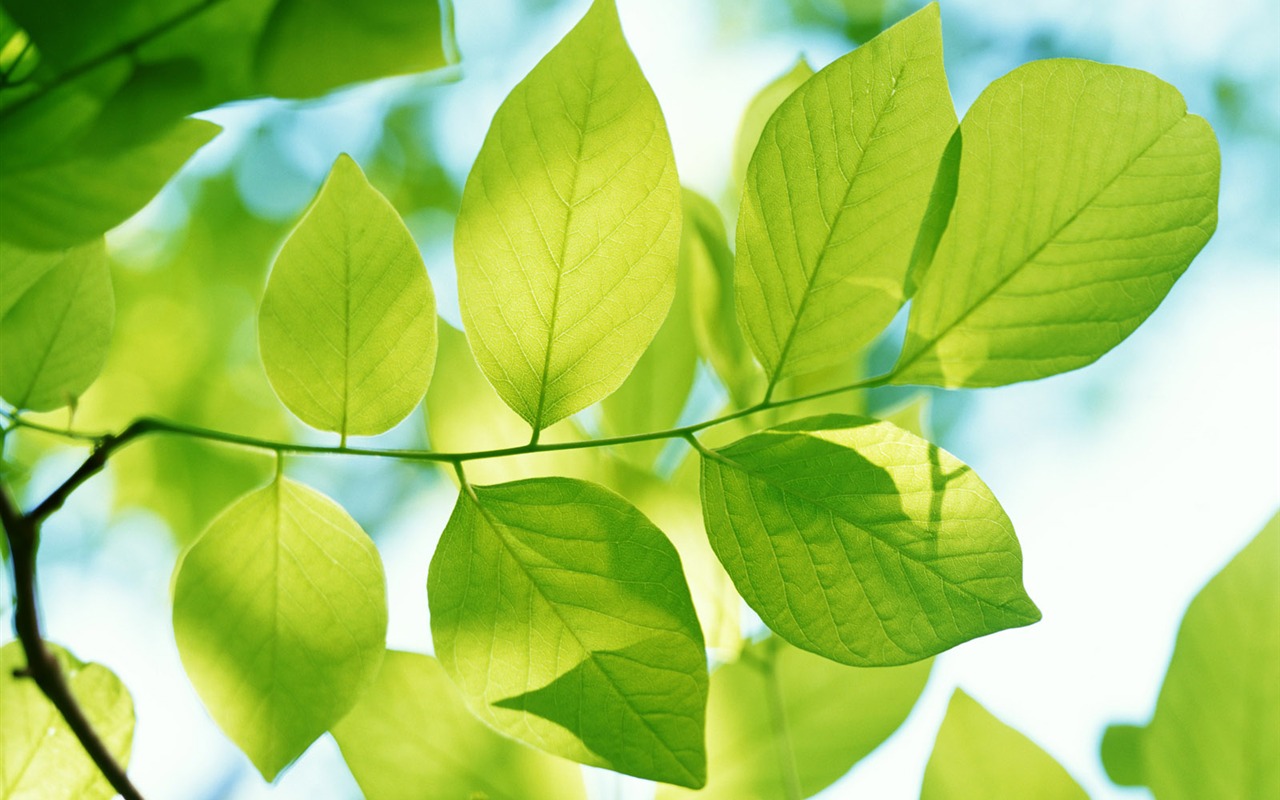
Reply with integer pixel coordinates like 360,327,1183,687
922,690,1088,800
0,641,135,799
332,651,586,800
697,414,1040,666
728,56,814,207
1100,512,1280,799
259,154,437,439
736,4,955,392
657,638,931,800
0,238,113,411
428,477,708,787
454,0,681,433
172,477,388,780
894,59,1220,388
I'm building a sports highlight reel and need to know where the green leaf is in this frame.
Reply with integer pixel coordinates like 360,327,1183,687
1101,512,1280,799
0,238,113,411
657,637,931,800
254,0,458,98
172,477,388,780
893,59,1220,388
728,56,813,209
0,641,135,800
259,154,437,438
0,118,219,250
428,477,708,787
332,651,585,800
922,690,1088,800
697,414,1040,666
735,4,955,390
454,0,682,432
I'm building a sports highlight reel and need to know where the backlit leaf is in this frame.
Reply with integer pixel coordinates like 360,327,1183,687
728,56,813,209
454,0,681,432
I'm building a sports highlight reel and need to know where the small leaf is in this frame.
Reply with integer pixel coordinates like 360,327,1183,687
698,414,1040,666
736,4,956,390
728,56,814,209
0,238,113,411
894,59,1220,387
332,651,585,800
259,153,437,438
428,476,707,787
454,0,681,432
922,690,1088,800
1099,724,1145,788
657,638,931,800
0,640,135,800
172,477,388,780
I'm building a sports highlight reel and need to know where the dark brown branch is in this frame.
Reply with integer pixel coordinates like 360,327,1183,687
28,420,152,524
1,483,146,800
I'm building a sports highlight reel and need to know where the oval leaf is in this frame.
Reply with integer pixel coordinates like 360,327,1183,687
259,153,437,438
172,477,388,780
736,4,955,390
0,238,113,411
332,651,586,800
454,0,681,432
697,414,1040,666
0,641,135,799
894,59,1220,387
428,476,707,787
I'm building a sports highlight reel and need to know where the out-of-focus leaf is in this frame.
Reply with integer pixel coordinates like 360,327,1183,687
729,56,813,206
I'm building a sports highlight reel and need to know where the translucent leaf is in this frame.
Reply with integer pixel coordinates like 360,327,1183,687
0,641,135,800
172,477,388,780
0,238,113,411
1100,512,1280,799
259,154,437,438
894,59,1220,388
728,56,813,212
698,414,1040,666
454,0,681,432
736,4,955,390
428,477,707,787
332,651,585,800
922,690,1088,800
657,638,930,800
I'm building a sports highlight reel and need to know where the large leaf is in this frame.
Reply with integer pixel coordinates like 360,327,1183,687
735,4,955,391
1100,512,1280,799
259,154,437,439
657,637,931,800
428,477,708,787
454,0,681,432
172,477,388,780
922,690,1088,800
0,641,135,799
698,414,1040,666
0,238,113,411
332,651,585,800
894,59,1220,387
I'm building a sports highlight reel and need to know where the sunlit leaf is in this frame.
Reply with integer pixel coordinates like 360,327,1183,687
0,641,135,800
698,414,1040,666
172,477,388,780
259,154,437,438
428,477,707,787
894,59,1220,388
332,651,585,800
454,0,681,432
729,56,813,205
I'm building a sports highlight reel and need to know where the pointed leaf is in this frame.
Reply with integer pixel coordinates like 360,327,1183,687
0,641,135,800
0,238,113,411
428,477,707,787
736,4,956,389
698,414,1040,666
922,690,1088,800
454,0,681,431
894,59,1220,387
332,651,585,800
172,477,388,780
259,153,437,438
729,56,814,207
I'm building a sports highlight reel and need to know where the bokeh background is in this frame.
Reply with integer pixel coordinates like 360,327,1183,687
3,0,1278,797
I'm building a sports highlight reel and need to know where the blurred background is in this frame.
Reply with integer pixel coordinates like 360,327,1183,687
2,0,1277,797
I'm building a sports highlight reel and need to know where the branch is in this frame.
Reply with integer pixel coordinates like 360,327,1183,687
1,484,146,800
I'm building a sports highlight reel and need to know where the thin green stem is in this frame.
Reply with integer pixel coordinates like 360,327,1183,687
758,639,803,800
